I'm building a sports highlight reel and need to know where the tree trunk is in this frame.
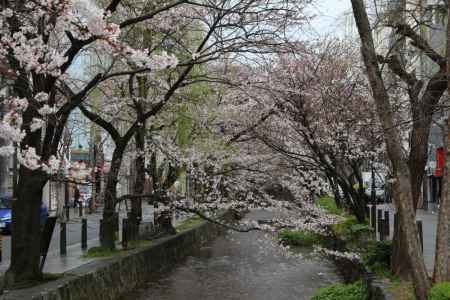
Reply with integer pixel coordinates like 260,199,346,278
328,176,342,209
350,1,431,298
348,189,368,223
433,6,450,282
5,54,48,284
130,125,145,240
129,78,147,239
433,117,450,282
155,209,176,236
337,176,366,223
149,152,177,236
100,149,123,250
391,210,412,278
5,168,46,285
396,174,431,299
394,165,414,279
101,177,117,250
409,116,432,210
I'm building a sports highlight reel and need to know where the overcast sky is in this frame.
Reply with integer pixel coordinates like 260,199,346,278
306,0,352,37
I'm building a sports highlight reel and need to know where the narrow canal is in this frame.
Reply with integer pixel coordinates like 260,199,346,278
123,211,340,300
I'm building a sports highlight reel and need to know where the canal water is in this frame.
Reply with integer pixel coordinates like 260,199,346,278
123,211,340,300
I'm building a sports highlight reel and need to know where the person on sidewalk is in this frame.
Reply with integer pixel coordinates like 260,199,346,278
73,186,81,208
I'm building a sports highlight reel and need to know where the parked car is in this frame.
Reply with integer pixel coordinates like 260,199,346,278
0,193,49,234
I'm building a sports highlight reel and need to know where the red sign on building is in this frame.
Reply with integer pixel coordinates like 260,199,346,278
435,147,445,177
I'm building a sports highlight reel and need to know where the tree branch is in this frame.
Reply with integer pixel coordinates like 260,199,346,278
390,23,445,67
120,0,189,28
378,54,420,87
78,104,122,143
175,206,260,233
57,73,103,117
226,109,275,145
100,68,152,82
105,0,122,13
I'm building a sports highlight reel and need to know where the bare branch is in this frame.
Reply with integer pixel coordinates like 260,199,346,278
120,0,189,28
390,23,445,66
79,104,122,143
100,68,152,82
226,109,275,145
378,54,420,87
105,0,122,13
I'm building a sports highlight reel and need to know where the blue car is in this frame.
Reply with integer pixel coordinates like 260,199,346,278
0,194,49,234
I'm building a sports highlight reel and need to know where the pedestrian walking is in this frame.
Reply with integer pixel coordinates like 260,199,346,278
73,186,80,208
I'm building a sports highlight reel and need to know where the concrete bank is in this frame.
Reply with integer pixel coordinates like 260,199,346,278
0,219,226,300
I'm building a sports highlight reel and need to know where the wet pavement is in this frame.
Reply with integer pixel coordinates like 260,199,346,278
370,203,438,273
0,203,155,274
123,211,340,300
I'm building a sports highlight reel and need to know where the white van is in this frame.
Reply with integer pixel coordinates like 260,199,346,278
362,171,386,201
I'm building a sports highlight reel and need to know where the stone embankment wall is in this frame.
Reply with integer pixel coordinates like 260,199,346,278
1,220,225,300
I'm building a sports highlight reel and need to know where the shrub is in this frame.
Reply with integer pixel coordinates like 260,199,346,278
362,240,392,275
429,282,450,300
278,229,323,247
317,196,344,216
311,281,369,300
332,216,358,236
331,216,373,248
349,223,373,236
347,223,373,246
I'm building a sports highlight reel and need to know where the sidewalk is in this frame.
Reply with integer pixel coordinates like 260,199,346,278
0,238,101,274
0,202,156,275
417,206,438,272
370,203,438,273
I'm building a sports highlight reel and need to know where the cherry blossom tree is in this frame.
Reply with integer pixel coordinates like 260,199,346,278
0,0,260,284
218,41,383,222
146,115,342,237
71,0,312,249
